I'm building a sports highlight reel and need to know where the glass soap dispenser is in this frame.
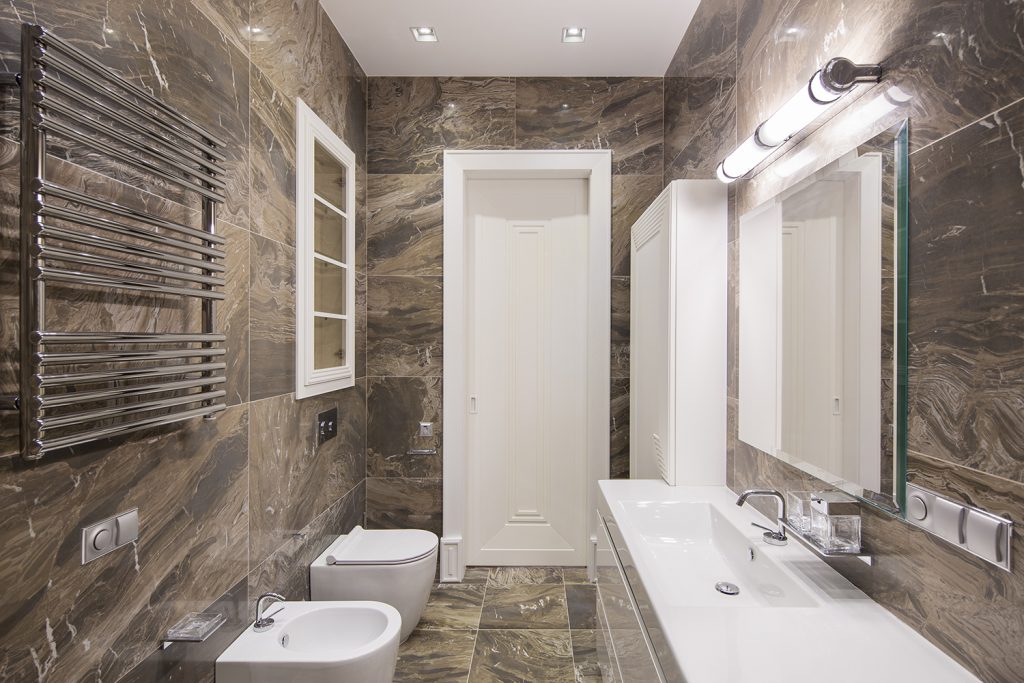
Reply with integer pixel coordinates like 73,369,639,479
809,492,862,553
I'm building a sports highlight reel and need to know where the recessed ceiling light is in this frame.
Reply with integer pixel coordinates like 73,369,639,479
562,27,586,43
411,26,438,42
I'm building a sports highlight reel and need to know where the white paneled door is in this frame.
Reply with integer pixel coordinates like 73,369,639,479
466,177,589,566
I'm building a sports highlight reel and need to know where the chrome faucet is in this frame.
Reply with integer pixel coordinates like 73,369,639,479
253,592,286,632
736,490,788,546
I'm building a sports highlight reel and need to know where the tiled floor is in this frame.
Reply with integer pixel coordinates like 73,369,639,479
394,566,601,683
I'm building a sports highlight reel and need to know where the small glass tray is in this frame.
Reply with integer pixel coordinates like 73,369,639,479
165,611,226,642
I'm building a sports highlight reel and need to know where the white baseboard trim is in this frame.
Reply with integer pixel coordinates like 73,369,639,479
440,536,464,582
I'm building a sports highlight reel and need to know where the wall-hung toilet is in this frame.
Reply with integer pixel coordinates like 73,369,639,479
311,526,438,642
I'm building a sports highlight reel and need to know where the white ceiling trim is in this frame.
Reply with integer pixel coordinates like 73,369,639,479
318,0,701,77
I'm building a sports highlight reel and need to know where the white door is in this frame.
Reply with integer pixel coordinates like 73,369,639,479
466,177,589,566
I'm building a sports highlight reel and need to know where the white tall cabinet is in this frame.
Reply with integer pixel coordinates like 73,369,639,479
629,180,728,485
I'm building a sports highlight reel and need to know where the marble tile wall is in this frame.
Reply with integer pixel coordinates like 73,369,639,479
364,76,665,534
664,0,1024,681
0,0,368,681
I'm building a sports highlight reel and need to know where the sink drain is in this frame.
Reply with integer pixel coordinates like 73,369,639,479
715,581,740,596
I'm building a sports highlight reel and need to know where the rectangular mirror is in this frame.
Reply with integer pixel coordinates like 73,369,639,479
738,120,908,513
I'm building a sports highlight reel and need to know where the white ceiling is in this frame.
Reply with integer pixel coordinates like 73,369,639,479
319,0,701,77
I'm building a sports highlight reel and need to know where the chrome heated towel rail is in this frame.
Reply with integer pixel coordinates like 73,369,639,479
4,24,229,460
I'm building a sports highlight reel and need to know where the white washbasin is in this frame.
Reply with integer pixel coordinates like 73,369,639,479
620,500,815,608
216,601,400,683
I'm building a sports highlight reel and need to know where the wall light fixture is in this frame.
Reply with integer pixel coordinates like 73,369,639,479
716,57,881,183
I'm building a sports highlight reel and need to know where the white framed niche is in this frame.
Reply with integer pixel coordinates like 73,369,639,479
294,97,357,399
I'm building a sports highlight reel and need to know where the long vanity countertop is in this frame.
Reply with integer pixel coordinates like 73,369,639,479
598,480,981,683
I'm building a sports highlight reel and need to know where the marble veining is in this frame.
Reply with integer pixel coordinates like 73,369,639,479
367,77,515,174
515,78,664,177
367,174,444,276
366,276,443,377
907,98,1024,483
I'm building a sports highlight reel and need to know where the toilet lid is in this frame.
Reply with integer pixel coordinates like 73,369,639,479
326,526,438,565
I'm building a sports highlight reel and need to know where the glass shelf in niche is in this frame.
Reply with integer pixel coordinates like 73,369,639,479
314,140,347,212
314,257,347,316
314,315,347,370
314,197,347,263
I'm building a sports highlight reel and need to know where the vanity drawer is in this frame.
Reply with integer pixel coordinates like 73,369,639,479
597,513,680,683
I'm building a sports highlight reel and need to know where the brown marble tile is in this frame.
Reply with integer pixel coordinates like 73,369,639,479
220,222,251,406
394,629,477,683
612,176,663,277
367,376,442,478
570,629,603,683
367,77,515,174
565,584,597,630
189,0,251,55
366,276,443,377
664,76,736,172
250,0,366,159
469,629,574,682
610,378,630,480
516,78,663,177
562,567,592,585
462,566,491,584
418,584,486,630
479,585,569,629
249,66,296,247
665,0,738,78
249,383,366,567
611,277,630,378
355,270,367,379
907,98,1024,483
0,405,248,682
248,481,365,611
249,233,295,400
487,567,564,587
367,174,444,276
665,83,737,182
366,477,442,536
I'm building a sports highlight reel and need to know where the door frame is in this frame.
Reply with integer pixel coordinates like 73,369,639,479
441,150,612,582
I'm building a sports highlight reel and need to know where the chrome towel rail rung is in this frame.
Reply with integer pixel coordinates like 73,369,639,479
37,244,226,287
37,361,227,388
38,376,226,408
36,77,227,168
31,403,227,456
38,389,227,430
30,25,228,148
16,23,228,461
38,182,226,246
34,92,226,182
35,116,226,202
36,348,225,366
35,332,226,345
37,224,226,274
38,265,226,300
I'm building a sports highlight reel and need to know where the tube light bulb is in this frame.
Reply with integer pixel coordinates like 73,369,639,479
717,135,774,183
756,72,840,147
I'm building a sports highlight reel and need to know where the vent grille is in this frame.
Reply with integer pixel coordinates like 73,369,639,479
653,432,669,482
631,199,666,250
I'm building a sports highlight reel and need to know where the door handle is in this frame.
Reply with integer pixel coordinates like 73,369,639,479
469,395,478,414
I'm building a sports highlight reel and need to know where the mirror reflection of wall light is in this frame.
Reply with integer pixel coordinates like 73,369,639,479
716,58,882,183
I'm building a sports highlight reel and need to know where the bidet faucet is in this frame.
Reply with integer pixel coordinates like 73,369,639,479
736,490,788,546
253,592,286,632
